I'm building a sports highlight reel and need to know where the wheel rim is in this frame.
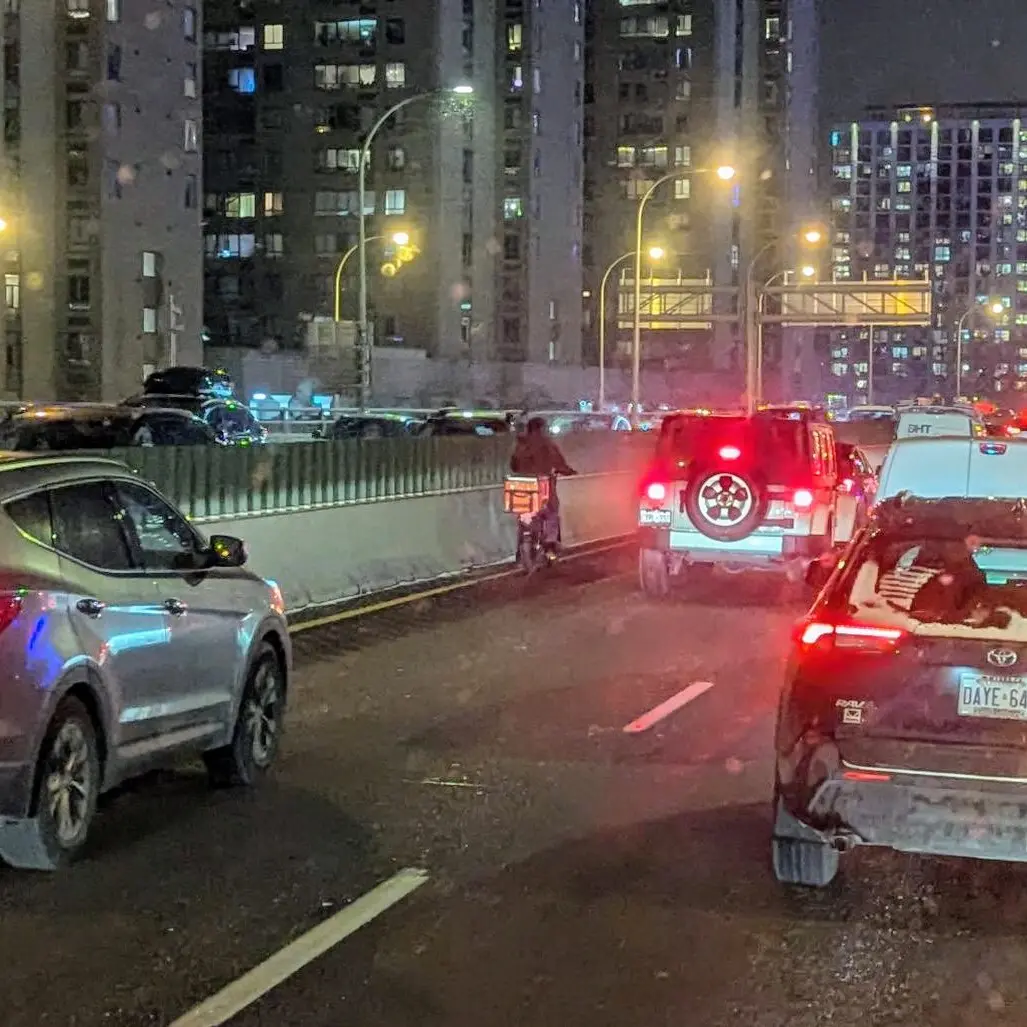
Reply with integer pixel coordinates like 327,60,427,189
43,721,93,846
244,661,282,768
697,472,753,527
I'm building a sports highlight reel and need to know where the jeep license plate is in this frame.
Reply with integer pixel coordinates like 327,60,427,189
639,509,671,526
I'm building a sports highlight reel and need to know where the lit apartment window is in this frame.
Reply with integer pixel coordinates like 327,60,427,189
142,251,157,277
387,146,405,170
765,16,780,39
616,146,635,167
205,234,256,258
225,193,256,217
676,14,692,35
184,119,198,151
263,191,284,215
620,16,669,38
142,307,157,333
4,274,18,310
314,18,376,44
503,197,523,220
510,66,523,91
639,146,668,168
183,6,196,41
66,0,89,19
318,147,360,172
385,62,406,88
674,145,691,167
507,23,522,51
263,24,284,50
674,178,691,200
106,0,119,20
184,63,197,97
228,67,256,93
384,189,406,215
532,68,541,92
263,233,284,257
315,64,376,89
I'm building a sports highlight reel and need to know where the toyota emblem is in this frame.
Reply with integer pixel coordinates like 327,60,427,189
987,648,1019,669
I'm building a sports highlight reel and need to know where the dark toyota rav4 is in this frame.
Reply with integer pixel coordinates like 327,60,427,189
638,407,841,597
774,495,1027,887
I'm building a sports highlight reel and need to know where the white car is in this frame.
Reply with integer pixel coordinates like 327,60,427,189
895,405,985,441
878,436,1027,502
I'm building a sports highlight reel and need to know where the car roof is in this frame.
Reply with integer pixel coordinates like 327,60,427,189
0,454,136,500
879,436,1027,501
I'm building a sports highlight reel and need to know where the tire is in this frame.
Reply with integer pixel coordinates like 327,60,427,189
684,465,768,543
0,696,101,871
639,548,671,598
204,643,286,788
518,525,546,575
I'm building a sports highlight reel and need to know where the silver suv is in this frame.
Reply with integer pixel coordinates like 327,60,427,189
0,455,290,870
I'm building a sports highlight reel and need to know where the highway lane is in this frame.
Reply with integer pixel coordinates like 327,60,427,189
5,564,1027,1024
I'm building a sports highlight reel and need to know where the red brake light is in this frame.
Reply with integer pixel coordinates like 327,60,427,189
0,592,23,635
645,482,667,501
839,477,854,493
798,620,905,652
718,445,741,461
792,488,815,510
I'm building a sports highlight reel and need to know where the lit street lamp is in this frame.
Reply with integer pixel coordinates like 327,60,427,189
744,226,824,413
356,85,472,408
334,231,411,322
598,245,663,410
630,166,735,422
955,298,1006,398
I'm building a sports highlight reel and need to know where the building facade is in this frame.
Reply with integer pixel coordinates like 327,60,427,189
827,103,1027,403
10,0,202,401
583,0,800,391
201,0,584,386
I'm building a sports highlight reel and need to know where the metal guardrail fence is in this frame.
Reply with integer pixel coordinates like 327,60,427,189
107,433,655,521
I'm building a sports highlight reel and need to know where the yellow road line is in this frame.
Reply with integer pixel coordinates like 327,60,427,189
288,539,630,634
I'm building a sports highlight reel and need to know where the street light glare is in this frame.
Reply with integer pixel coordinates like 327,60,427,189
715,165,736,181
802,229,823,245
648,246,665,260
991,301,1005,314
800,264,816,278
391,231,410,246
452,85,474,94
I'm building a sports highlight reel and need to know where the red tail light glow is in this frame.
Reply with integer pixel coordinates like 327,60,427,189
645,482,667,501
838,477,854,493
718,445,742,461
1007,425,1022,436
0,592,23,635
798,620,905,652
792,488,815,510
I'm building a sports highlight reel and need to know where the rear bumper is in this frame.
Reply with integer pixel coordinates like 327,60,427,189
639,527,830,564
780,764,1027,863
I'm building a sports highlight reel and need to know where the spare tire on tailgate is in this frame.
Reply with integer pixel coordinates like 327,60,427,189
684,465,768,542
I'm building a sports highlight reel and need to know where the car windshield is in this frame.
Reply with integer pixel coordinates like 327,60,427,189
842,533,1027,638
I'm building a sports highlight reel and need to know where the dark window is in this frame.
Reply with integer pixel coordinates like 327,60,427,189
6,492,53,546
263,63,283,91
111,482,199,571
184,174,198,209
106,45,121,80
68,274,90,308
50,483,133,570
503,234,520,260
385,18,404,44
66,100,85,130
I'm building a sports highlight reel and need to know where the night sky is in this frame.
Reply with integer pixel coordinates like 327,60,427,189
821,0,1027,122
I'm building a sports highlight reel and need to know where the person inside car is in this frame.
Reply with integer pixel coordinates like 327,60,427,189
510,417,577,547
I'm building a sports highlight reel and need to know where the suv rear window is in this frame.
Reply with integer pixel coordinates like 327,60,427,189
838,534,1027,637
655,414,810,480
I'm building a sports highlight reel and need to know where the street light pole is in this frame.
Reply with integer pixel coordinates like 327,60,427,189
356,85,472,410
335,235,383,322
743,239,775,414
598,252,634,411
630,165,734,424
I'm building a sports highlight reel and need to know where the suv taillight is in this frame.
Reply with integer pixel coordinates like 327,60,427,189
797,620,905,653
0,592,23,635
645,482,667,501
792,489,815,510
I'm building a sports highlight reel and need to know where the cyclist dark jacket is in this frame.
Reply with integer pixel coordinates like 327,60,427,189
510,418,576,476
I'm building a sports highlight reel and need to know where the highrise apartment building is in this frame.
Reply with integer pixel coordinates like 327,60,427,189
9,0,202,401
827,103,1027,403
583,0,807,384
202,0,584,375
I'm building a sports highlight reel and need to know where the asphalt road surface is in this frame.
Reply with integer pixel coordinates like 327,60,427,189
4,555,1027,1026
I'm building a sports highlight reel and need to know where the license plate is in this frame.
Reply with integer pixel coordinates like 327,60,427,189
958,672,1027,721
639,508,671,526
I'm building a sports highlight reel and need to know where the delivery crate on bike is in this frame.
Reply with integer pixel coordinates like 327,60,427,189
503,475,550,515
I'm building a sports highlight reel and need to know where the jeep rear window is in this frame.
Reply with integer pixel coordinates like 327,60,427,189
655,414,809,477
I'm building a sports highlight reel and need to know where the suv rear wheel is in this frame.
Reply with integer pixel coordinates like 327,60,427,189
639,548,670,598
684,467,767,543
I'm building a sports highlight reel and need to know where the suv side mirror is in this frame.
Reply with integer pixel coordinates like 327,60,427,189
208,534,247,568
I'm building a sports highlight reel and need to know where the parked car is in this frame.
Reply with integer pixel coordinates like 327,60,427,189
143,365,234,398
123,394,267,445
0,404,220,451
417,409,514,437
0,454,290,870
316,412,423,440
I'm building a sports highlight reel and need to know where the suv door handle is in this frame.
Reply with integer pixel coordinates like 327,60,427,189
76,597,105,617
164,598,188,616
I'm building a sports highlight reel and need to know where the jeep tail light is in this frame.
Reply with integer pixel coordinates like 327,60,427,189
792,488,815,510
718,445,741,461
798,620,905,653
645,482,667,501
